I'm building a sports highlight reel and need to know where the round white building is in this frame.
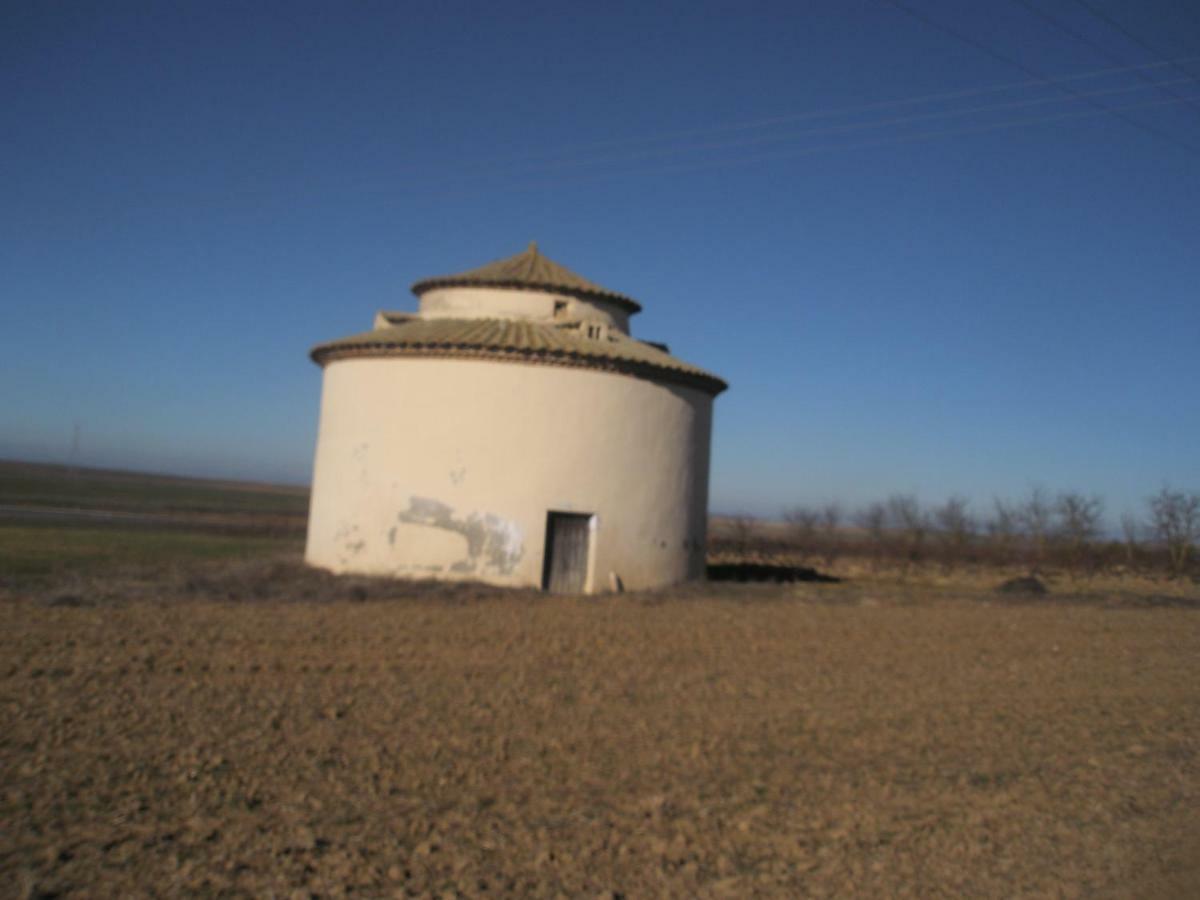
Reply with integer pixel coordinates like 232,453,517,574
305,243,727,592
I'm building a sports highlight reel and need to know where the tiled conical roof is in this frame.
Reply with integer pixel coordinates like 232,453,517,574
411,243,642,314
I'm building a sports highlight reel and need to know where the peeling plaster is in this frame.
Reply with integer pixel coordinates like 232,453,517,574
395,496,524,574
331,522,366,558
332,522,360,542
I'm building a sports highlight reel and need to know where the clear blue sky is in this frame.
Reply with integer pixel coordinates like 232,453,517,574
3,0,1198,522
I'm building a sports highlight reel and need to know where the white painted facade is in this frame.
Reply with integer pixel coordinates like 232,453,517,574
305,247,725,592
418,286,633,333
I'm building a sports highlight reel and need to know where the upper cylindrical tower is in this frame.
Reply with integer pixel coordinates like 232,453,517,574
412,241,641,333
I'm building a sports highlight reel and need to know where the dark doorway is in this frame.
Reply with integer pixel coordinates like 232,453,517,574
542,512,591,593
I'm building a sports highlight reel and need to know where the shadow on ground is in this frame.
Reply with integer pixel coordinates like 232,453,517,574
706,562,840,584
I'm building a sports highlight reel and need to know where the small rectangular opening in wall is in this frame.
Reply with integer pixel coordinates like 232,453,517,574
542,511,592,593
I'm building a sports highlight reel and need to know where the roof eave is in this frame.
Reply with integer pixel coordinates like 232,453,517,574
309,340,726,396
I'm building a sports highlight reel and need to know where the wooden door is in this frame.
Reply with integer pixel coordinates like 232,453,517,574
543,512,591,593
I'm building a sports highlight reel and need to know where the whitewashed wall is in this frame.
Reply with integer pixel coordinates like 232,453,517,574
418,286,633,333
306,356,712,591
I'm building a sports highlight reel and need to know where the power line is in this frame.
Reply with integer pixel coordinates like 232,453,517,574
1009,0,1200,119
882,0,1200,158
439,55,1200,175
636,95,1200,178
471,77,1196,180
536,58,1195,151
1067,0,1200,84
439,93,1200,199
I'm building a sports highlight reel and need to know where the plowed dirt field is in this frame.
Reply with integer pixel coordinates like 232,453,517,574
2,567,1198,898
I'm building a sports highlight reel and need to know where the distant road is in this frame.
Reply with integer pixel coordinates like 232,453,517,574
0,504,305,535
0,504,181,525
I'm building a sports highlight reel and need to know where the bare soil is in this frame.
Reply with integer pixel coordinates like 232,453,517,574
2,560,1198,898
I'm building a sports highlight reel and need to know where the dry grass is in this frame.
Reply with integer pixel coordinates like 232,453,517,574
2,558,1198,898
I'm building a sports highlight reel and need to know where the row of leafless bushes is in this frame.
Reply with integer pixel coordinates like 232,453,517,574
718,487,1200,578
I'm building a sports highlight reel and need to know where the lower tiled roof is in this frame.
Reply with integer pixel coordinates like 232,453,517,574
310,318,727,395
